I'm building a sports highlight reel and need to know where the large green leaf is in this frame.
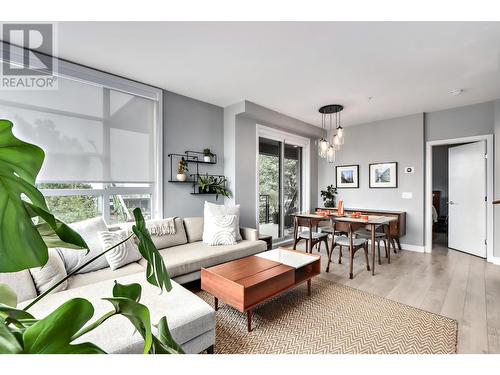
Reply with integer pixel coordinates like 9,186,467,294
104,295,152,354
24,201,88,250
132,208,172,292
0,283,17,307
112,281,142,302
0,120,89,272
0,119,48,272
0,303,35,321
0,321,22,354
22,297,105,354
151,316,184,354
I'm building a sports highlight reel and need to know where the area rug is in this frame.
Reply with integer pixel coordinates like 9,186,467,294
197,277,458,354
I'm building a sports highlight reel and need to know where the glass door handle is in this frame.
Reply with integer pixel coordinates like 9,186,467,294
447,201,455,205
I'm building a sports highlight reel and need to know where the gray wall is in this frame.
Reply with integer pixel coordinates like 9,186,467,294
316,100,500,255
224,101,323,228
425,101,495,141
163,91,224,217
318,114,425,247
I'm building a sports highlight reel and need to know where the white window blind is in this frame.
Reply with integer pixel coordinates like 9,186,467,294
0,41,163,221
0,76,156,183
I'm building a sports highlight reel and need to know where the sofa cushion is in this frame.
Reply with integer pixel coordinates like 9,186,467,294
19,274,215,353
29,248,68,294
183,217,204,243
203,202,242,241
204,214,238,246
99,229,142,270
67,262,144,290
57,217,109,274
0,270,37,303
148,218,187,250
141,240,267,278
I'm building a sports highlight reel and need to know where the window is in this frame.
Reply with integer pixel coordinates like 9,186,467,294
0,43,163,223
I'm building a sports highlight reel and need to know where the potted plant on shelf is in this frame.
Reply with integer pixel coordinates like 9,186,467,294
176,157,189,181
202,148,214,163
320,184,338,208
198,174,231,200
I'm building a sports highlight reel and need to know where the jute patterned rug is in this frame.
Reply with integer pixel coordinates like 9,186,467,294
197,277,458,354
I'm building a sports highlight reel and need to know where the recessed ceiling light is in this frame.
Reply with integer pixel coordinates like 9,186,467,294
450,89,464,96
368,96,374,101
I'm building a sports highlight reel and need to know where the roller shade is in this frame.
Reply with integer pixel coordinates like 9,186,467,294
0,76,156,183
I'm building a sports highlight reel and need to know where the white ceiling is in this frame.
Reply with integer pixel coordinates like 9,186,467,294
57,22,500,127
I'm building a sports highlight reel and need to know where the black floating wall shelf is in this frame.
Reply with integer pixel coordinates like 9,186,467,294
167,151,227,199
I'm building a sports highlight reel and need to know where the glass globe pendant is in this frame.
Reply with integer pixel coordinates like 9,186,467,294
318,137,329,158
326,144,336,163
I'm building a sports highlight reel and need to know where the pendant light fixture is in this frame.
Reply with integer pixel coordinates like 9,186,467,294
318,108,329,158
318,104,345,162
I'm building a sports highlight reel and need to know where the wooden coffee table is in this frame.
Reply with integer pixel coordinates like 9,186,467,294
201,248,320,331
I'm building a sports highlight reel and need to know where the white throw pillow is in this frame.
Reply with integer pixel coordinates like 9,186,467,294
56,217,110,274
203,202,241,242
98,229,142,270
203,214,238,246
29,248,68,294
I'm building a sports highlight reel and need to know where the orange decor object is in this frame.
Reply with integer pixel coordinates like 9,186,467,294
361,215,369,221
338,200,344,216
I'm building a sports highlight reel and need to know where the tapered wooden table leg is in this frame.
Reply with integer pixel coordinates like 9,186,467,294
214,297,218,311
371,224,376,275
247,310,253,332
307,279,311,296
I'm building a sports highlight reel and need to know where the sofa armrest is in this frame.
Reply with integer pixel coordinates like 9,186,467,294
240,227,259,241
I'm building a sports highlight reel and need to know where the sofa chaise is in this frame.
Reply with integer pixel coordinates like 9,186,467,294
0,217,267,353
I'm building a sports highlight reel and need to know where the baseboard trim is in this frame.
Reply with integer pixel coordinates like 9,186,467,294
399,243,425,253
368,241,425,253
488,256,500,265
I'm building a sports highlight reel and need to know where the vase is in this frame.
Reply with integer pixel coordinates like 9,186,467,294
324,198,335,208
176,173,187,182
203,156,211,162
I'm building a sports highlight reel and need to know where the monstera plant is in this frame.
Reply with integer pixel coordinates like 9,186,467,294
0,119,183,354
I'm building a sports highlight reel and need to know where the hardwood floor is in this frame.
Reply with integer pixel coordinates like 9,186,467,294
286,239,500,354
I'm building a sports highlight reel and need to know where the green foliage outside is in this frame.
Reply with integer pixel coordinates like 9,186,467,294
38,183,99,224
258,154,299,224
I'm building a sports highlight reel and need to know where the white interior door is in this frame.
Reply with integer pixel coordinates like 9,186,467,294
448,141,486,257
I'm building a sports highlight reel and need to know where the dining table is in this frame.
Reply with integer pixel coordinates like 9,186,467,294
291,211,398,275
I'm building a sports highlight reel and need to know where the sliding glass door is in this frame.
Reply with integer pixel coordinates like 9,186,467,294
258,137,302,241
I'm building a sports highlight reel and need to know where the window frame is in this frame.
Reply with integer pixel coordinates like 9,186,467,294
1,41,164,222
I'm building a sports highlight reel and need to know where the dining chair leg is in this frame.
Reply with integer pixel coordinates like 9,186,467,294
395,237,402,252
293,237,299,250
349,245,354,279
326,243,334,273
377,240,382,265
338,245,342,264
317,242,322,253
324,238,329,257
363,243,370,271
384,239,389,258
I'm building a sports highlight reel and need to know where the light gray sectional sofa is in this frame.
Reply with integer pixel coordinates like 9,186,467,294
0,217,267,354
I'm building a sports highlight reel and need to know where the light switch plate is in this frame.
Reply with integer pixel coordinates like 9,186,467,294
402,192,413,199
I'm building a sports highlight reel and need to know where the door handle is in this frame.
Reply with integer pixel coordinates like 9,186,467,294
447,201,455,205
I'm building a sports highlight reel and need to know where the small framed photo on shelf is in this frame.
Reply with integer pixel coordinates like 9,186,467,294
369,162,398,188
336,165,359,188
